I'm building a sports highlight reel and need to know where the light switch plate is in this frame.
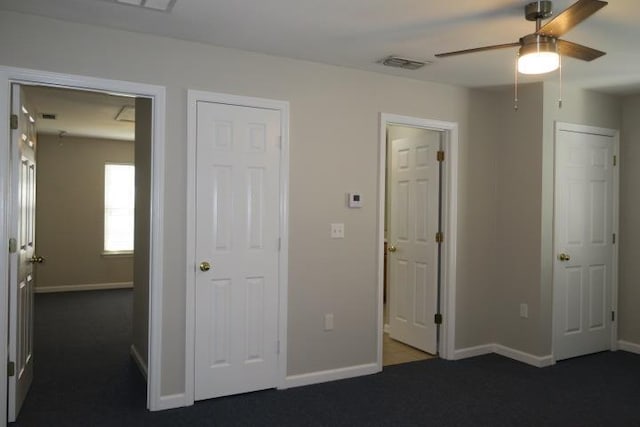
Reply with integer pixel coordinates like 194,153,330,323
520,303,528,319
324,313,334,331
331,223,344,238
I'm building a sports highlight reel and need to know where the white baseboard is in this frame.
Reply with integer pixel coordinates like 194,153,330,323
283,363,379,389
618,340,640,355
453,344,494,360
383,324,390,334
129,344,148,380
153,393,188,411
493,344,554,368
35,281,133,293
454,343,553,367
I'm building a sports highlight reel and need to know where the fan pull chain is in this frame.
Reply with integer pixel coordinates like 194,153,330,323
514,53,519,111
558,55,563,109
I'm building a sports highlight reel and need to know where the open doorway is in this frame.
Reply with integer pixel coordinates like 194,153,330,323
377,114,458,369
383,124,440,366
7,84,152,423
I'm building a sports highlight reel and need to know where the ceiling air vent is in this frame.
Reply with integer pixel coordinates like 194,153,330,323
381,56,431,70
115,106,136,123
115,0,177,12
41,113,57,120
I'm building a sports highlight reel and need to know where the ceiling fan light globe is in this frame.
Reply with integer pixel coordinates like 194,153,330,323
518,34,560,74
518,51,560,74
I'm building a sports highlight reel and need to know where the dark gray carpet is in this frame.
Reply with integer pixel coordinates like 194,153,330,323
13,290,640,426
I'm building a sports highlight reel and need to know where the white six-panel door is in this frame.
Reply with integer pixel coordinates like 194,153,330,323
8,84,36,421
554,125,616,361
194,101,281,400
388,129,440,354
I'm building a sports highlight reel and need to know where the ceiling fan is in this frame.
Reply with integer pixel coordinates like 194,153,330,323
435,0,608,75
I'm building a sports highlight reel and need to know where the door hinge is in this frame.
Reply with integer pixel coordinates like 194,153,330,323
8,237,17,254
437,150,445,162
611,311,615,322
435,231,444,243
10,114,18,130
7,361,15,377
434,313,443,325
276,340,280,354
613,233,616,244
613,155,617,166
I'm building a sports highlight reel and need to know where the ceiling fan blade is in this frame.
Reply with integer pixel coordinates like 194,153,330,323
537,0,608,38
435,42,520,58
557,39,606,61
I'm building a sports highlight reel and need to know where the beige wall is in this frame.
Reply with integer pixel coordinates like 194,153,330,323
469,83,627,357
490,83,622,357
489,83,546,355
620,95,640,345
6,10,632,400
133,97,152,371
456,90,501,347
0,11,498,396
35,134,134,290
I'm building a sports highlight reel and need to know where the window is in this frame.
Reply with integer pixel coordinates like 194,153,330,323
104,163,135,253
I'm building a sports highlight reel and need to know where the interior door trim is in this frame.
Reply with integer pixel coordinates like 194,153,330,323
0,66,167,418
377,113,459,368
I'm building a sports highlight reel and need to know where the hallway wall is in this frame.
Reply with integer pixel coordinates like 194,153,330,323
35,134,134,291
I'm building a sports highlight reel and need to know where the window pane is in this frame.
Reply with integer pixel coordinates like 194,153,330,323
104,164,135,252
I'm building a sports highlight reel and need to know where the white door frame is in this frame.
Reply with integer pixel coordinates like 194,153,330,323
0,66,167,419
551,121,619,361
184,90,290,405
377,113,458,367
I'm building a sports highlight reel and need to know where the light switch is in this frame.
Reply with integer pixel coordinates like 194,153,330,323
330,223,344,238
520,303,528,319
324,313,334,331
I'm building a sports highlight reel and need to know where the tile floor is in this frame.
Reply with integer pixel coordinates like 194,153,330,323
382,332,434,366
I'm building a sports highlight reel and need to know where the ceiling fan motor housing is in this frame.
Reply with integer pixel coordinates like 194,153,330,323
525,1,554,21
519,34,557,54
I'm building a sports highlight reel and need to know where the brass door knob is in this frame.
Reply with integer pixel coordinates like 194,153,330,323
29,255,45,264
558,253,571,262
199,261,211,272
388,245,397,253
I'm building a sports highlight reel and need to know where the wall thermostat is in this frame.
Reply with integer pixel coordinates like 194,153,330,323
348,193,362,208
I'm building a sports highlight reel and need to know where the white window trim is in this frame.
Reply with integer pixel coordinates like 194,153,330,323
101,251,134,257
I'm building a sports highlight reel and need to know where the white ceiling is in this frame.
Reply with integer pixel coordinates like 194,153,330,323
23,85,135,141
3,0,640,94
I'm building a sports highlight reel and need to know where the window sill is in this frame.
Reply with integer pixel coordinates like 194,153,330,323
102,251,134,258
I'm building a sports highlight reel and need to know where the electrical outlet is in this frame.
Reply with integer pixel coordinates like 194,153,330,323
330,223,344,238
324,313,334,331
520,303,528,319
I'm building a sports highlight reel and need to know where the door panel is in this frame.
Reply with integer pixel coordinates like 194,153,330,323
588,265,606,329
194,101,280,400
388,127,441,354
554,127,615,361
8,84,36,422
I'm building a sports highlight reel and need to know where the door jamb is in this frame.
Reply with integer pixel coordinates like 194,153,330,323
551,121,619,361
0,66,167,419
184,90,290,405
377,113,458,368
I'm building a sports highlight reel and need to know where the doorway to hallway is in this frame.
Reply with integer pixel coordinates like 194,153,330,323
376,113,459,369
